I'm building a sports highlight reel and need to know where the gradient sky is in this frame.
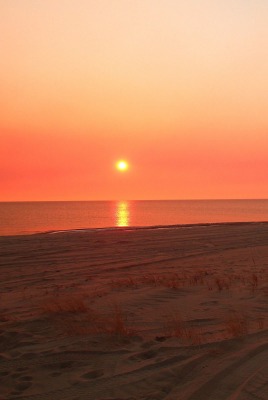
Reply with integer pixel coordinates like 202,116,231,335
1,0,268,200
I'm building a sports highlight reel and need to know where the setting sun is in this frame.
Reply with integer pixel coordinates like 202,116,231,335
116,160,128,172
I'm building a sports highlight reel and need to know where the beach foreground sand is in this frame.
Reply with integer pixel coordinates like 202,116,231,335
1,223,268,399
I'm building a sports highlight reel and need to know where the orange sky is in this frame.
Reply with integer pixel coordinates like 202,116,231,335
1,1,267,201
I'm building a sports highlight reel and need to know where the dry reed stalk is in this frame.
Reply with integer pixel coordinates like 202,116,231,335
256,317,265,330
215,278,230,291
249,273,258,293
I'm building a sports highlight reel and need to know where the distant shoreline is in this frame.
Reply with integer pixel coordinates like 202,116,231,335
1,220,268,238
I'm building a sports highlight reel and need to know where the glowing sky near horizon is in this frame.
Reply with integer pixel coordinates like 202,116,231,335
1,0,267,200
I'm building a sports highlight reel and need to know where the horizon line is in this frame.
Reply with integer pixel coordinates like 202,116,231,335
1,198,268,203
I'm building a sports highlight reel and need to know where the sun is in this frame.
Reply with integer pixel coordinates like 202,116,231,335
116,160,128,171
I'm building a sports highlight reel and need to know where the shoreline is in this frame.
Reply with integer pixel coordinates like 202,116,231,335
1,219,268,238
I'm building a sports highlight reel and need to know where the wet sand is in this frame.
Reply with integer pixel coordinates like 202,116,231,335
1,222,268,399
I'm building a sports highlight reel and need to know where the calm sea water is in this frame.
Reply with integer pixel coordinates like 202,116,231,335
0,200,268,236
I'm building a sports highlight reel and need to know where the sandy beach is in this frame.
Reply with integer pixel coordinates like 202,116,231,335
1,222,268,400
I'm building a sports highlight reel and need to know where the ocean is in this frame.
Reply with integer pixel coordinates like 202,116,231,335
0,199,268,236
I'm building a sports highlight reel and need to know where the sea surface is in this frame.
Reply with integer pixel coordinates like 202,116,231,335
0,199,268,236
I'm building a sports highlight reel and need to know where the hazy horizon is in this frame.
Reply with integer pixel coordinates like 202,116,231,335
1,197,268,203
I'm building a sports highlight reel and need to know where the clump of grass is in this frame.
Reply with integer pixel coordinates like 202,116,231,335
141,273,184,290
164,313,203,345
164,276,181,289
188,270,208,286
57,311,100,336
41,294,136,338
41,294,89,314
142,274,164,287
104,304,136,337
184,326,203,346
111,276,138,289
164,313,185,338
225,311,248,338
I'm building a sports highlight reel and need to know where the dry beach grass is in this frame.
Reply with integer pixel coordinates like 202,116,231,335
0,222,268,399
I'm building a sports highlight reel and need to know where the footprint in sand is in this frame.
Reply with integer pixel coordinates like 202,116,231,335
9,379,33,397
20,375,32,381
0,369,33,397
59,361,73,369
14,381,32,391
16,367,28,372
42,360,74,371
21,352,36,360
11,372,22,378
9,350,22,358
0,370,9,376
81,369,104,380
201,300,218,305
50,371,62,377
129,349,158,361
10,372,33,391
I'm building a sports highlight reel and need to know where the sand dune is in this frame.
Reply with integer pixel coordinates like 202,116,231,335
0,222,268,399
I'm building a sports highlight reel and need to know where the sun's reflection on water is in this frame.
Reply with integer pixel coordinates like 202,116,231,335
116,201,130,227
